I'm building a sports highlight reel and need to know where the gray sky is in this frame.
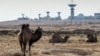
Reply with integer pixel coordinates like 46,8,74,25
0,0,100,21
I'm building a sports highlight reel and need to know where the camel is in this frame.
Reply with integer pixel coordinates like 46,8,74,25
18,24,42,56
49,33,70,43
86,33,97,43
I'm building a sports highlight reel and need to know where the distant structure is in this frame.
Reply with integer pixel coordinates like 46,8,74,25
46,11,50,19
67,13,100,20
38,13,41,20
94,13,100,19
37,11,62,20
55,12,62,20
17,0,100,21
18,14,31,20
67,0,100,20
68,0,76,20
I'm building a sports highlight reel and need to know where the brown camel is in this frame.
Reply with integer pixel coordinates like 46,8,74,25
18,24,42,56
49,33,70,43
86,33,97,43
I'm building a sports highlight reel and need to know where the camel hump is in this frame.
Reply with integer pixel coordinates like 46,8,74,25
21,23,30,30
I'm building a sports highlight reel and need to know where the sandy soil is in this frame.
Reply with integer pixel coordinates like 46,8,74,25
0,35,100,56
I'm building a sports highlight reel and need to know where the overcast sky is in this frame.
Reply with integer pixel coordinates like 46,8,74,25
0,0,100,21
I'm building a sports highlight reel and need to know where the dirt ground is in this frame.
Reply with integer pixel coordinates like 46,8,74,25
0,35,100,56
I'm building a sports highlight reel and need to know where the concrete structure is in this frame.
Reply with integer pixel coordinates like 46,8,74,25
17,14,30,20
56,12,61,20
17,0,100,22
38,13,41,20
68,0,76,20
37,11,62,20
67,0,100,21
46,11,50,19
94,13,100,19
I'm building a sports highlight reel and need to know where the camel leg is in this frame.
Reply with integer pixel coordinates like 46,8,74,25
19,33,23,52
29,41,33,56
29,45,31,56
23,42,27,56
19,40,23,52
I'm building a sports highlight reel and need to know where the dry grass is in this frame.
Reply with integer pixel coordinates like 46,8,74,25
0,35,100,56
0,20,100,56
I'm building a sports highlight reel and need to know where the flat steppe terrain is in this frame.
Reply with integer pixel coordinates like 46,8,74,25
0,20,100,56
0,34,100,56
